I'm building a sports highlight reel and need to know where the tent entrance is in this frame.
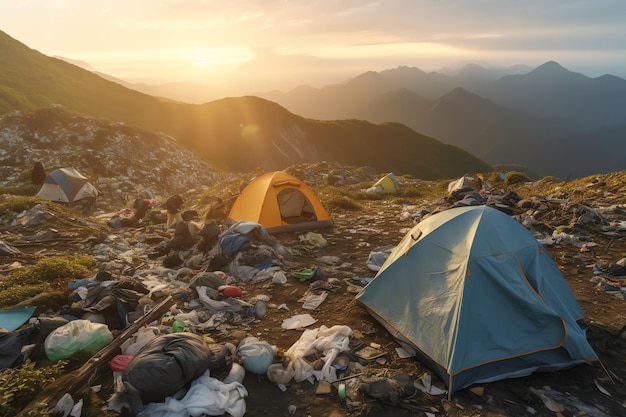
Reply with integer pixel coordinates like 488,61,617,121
277,188,316,224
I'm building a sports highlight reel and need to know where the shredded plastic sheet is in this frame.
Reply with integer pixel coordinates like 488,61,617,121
366,245,395,272
281,325,353,383
0,307,35,332
302,291,328,310
136,370,248,417
298,232,328,248
281,314,317,329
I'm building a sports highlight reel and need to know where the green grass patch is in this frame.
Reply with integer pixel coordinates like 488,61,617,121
325,196,362,211
0,360,67,417
505,171,533,185
0,184,38,196
0,195,43,220
0,255,96,309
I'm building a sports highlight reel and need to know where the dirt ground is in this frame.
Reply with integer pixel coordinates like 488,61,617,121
3,176,626,417
224,199,626,417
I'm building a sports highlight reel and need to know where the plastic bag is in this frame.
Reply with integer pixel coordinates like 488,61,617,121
236,336,274,375
298,232,328,248
266,363,295,385
272,271,287,284
302,291,328,310
121,326,159,356
122,333,212,406
137,370,248,417
366,244,395,272
44,319,113,362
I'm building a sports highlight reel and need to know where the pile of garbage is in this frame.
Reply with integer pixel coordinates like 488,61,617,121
1,169,626,417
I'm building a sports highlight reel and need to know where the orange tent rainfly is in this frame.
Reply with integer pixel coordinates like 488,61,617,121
228,171,332,234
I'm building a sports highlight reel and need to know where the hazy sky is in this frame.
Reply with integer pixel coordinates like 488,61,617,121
1,0,625,94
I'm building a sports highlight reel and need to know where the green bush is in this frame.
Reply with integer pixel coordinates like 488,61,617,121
391,197,420,205
505,171,533,185
10,255,95,285
402,185,425,198
0,196,42,221
0,284,51,308
0,360,67,417
0,185,39,196
325,196,362,211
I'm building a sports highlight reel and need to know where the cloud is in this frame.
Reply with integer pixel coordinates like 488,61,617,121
1,0,626,87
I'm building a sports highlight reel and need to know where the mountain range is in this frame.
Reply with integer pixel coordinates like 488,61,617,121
257,63,626,179
2,28,624,180
0,29,489,181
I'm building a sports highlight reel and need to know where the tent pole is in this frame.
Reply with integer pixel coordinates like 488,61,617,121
598,359,615,384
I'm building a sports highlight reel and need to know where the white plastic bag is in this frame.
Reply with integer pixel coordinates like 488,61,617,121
121,326,159,356
137,370,248,417
45,320,113,362
302,291,328,310
281,314,317,330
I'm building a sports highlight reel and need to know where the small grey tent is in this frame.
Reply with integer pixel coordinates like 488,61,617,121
36,168,98,203
356,205,598,396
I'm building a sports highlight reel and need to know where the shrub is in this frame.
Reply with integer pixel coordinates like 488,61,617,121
11,255,95,285
0,360,67,417
391,197,421,205
0,284,51,309
325,196,362,211
0,185,39,196
402,185,425,198
0,196,42,221
505,171,533,185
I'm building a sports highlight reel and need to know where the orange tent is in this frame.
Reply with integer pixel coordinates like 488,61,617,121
228,171,332,234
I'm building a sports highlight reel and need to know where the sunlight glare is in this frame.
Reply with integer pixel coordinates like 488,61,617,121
241,124,259,138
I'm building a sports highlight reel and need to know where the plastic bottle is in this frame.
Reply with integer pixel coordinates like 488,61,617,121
254,300,267,318
110,355,134,392
338,383,346,400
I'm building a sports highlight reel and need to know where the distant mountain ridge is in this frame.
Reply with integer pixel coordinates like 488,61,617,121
0,29,490,180
258,63,626,178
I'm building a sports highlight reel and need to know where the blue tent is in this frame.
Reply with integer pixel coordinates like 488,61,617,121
356,205,598,396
